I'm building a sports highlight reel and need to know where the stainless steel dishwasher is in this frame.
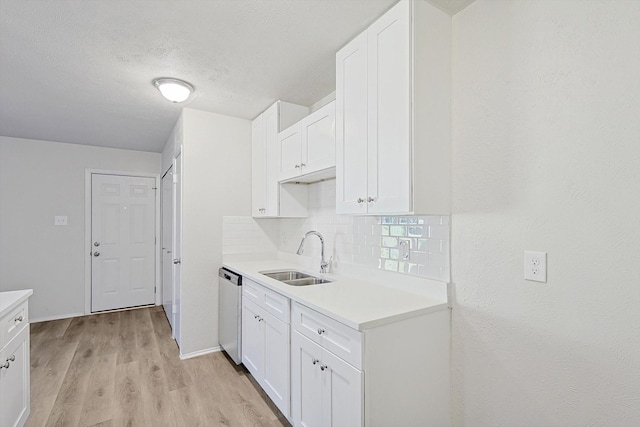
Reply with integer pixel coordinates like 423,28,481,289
218,267,242,364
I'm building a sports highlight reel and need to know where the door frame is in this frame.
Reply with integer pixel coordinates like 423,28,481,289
84,169,161,315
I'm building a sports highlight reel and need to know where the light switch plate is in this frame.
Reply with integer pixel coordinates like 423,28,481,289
54,216,68,226
524,251,546,282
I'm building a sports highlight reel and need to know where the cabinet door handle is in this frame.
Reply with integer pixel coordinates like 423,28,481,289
312,358,319,365
7,355,15,362
357,198,365,204
317,328,325,335
14,315,23,322
0,361,9,369
300,163,306,168
294,164,300,169
368,197,376,202
254,315,259,319
320,364,328,371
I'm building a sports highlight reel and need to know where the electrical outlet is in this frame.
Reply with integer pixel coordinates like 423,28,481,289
524,251,546,282
54,216,68,226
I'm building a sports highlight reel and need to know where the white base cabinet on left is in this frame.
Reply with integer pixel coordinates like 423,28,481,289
0,291,32,427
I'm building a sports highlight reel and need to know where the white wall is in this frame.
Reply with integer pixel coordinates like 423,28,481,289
451,1,640,425
0,136,161,321
179,108,251,356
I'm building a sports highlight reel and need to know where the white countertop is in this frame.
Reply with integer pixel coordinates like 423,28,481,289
0,289,33,317
223,260,448,331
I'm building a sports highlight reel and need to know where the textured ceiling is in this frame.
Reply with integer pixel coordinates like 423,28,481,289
0,0,474,152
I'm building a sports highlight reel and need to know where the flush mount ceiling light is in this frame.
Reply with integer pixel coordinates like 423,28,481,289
153,78,194,103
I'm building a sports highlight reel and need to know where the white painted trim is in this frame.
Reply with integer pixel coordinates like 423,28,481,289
31,312,86,324
179,346,221,360
84,169,161,315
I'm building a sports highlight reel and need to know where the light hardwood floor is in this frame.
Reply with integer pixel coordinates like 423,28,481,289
26,306,290,427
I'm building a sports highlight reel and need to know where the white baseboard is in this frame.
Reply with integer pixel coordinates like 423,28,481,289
31,312,85,323
179,346,221,360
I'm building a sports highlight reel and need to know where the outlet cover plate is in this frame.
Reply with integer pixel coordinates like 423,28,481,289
54,216,68,226
524,251,546,282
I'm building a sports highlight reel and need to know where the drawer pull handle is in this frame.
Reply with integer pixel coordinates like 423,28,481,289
320,364,328,371
312,358,319,365
0,361,9,369
317,328,325,335
7,355,15,362
15,315,23,322
254,315,259,319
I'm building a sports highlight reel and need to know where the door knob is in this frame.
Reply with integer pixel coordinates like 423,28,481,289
93,251,100,257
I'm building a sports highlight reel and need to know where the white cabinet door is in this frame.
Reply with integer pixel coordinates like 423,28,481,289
292,332,324,427
301,101,335,175
367,0,411,214
263,104,280,216
263,315,290,418
279,124,303,181
251,114,267,217
322,346,363,427
241,300,264,379
0,326,30,427
336,31,369,215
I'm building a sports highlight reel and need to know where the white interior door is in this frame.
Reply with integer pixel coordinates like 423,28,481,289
172,153,183,346
91,174,156,312
161,168,174,328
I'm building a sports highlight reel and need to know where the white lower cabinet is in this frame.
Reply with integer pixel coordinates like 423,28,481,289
241,281,291,418
0,296,31,427
291,331,363,427
240,282,450,427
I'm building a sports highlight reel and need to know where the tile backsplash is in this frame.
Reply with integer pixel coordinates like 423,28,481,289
223,179,450,282
222,216,279,255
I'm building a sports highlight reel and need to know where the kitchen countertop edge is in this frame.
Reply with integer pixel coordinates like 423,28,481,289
0,289,34,318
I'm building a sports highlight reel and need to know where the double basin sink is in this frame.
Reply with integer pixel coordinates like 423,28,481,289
260,270,332,287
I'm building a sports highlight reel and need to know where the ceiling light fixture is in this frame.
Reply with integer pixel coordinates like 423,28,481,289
153,78,194,103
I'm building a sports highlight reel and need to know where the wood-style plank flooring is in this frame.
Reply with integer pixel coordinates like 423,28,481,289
27,306,290,427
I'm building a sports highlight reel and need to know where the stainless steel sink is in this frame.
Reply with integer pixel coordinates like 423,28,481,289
283,277,332,286
261,270,313,281
259,270,332,286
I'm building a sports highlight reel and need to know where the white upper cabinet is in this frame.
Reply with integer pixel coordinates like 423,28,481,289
279,101,336,183
252,101,308,217
336,0,451,215
251,113,268,217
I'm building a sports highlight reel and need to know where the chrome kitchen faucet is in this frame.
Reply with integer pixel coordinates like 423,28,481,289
296,231,328,274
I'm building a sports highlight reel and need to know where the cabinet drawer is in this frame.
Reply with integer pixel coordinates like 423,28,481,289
243,279,290,324
243,279,265,306
292,302,362,369
1,301,28,349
